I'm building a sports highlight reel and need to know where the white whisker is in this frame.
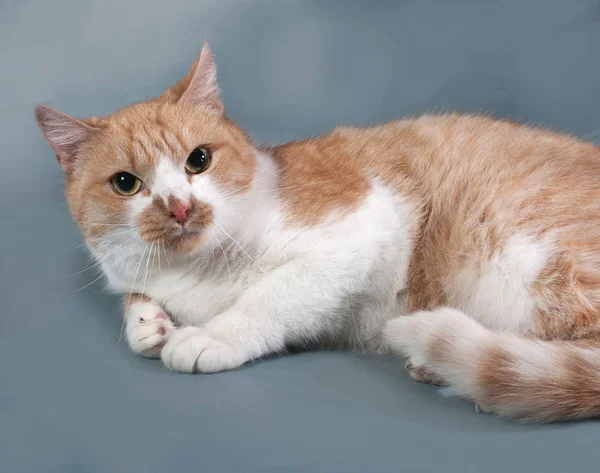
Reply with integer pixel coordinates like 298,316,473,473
89,223,136,228
156,240,162,279
221,177,264,199
67,272,105,295
59,239,128,280
254,181,333,196
119,244,149,345
210,229,232,291
61,242,88,254
214,223,264,273
161,239,172,268
140,243,154,298
221,210,252,220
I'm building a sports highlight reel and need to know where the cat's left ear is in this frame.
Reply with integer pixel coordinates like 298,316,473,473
176,42,224,114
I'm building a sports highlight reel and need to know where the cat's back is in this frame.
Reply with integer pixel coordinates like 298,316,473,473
268,113,600,226
269,115,600,328
391,115,600,328
401,114,600,232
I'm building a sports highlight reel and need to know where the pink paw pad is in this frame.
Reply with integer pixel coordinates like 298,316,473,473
155,312,166,319
157,326,166,335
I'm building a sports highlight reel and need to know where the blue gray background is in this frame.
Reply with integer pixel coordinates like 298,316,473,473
2,1,600,472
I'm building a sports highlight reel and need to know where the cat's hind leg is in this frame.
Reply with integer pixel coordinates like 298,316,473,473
383,308,476,387
382,307,600,422
404,359,447,386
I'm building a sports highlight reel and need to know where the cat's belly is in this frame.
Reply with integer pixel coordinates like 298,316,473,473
442,234,552,333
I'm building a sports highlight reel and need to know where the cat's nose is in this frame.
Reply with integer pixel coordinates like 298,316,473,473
168,201,191,225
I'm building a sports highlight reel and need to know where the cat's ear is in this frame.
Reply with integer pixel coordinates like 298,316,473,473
176,42,223,114
35,105,100,173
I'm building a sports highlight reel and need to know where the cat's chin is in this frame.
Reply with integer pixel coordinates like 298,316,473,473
167,229,205,254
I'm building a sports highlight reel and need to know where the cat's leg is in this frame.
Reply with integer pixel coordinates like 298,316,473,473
383,308,482,386
404,359,447,386
124,294,175,359
382,306,600,422
383,308,541,386
161,259,354,373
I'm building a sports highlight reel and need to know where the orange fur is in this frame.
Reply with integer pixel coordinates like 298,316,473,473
35,44,600,422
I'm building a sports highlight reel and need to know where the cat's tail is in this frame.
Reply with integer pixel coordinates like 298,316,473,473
383,307,600,422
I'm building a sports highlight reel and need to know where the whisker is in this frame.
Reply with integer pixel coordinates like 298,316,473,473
220,210,252,220
210,229,232,291
60,242,88,254
121,242,155,346
58,239,129,280
161,239,172,268
60,237,130,288
88,223,136,228
221,177,265,199
253,181,334,195
263,181,340,201
67,272,106,295
119,244,149,346
156,239,162,279
140,243,155,298
214,223,264,273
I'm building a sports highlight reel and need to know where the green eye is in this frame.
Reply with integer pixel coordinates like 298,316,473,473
185,147,211,174
110,172,143,196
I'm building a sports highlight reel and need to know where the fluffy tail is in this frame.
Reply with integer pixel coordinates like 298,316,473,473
383,308,600,422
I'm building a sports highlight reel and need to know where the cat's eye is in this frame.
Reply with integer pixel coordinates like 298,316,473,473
185,147,211,174
110,172,143,196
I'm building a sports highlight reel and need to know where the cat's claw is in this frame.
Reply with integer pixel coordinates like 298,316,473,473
161,326,248,373
404,359,446,385
126,303,174,358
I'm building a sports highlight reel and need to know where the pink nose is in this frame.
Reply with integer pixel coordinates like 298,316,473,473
169,201,191,225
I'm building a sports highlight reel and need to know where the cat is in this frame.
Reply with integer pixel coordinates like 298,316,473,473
35,42,600,423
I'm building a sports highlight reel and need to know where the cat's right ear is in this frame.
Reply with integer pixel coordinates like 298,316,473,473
35,105,100,173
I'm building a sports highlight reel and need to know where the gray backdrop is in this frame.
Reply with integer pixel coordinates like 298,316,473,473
2,1,600,472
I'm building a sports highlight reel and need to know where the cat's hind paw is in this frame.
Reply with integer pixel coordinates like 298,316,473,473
383,308,488,386
404,359,447,386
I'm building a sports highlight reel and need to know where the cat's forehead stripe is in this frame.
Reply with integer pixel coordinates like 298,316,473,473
153,157,190,203
159,128,186,157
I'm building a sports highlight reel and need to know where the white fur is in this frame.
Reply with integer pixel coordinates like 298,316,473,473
384,308,490,389
125,300,175,359
383,307,564,410
447,234,553,333
94,146,554,374
96,147,417,372
153,158,191,204
152,176,416,371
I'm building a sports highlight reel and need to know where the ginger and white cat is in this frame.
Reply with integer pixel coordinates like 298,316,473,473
36,43,600,422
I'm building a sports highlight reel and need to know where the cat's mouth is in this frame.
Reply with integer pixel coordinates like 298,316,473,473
167,227,204,252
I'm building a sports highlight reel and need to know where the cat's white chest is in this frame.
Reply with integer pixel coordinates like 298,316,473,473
145,263,262,326
136,180,417,338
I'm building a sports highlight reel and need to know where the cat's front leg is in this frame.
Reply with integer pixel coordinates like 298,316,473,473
124,294,175,359
161,259,353,373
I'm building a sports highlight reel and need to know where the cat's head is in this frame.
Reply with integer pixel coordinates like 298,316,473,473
35,43,260,278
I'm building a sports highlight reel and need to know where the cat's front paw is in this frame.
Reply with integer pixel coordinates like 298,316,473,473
161,327,248,373
126,303,175,358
